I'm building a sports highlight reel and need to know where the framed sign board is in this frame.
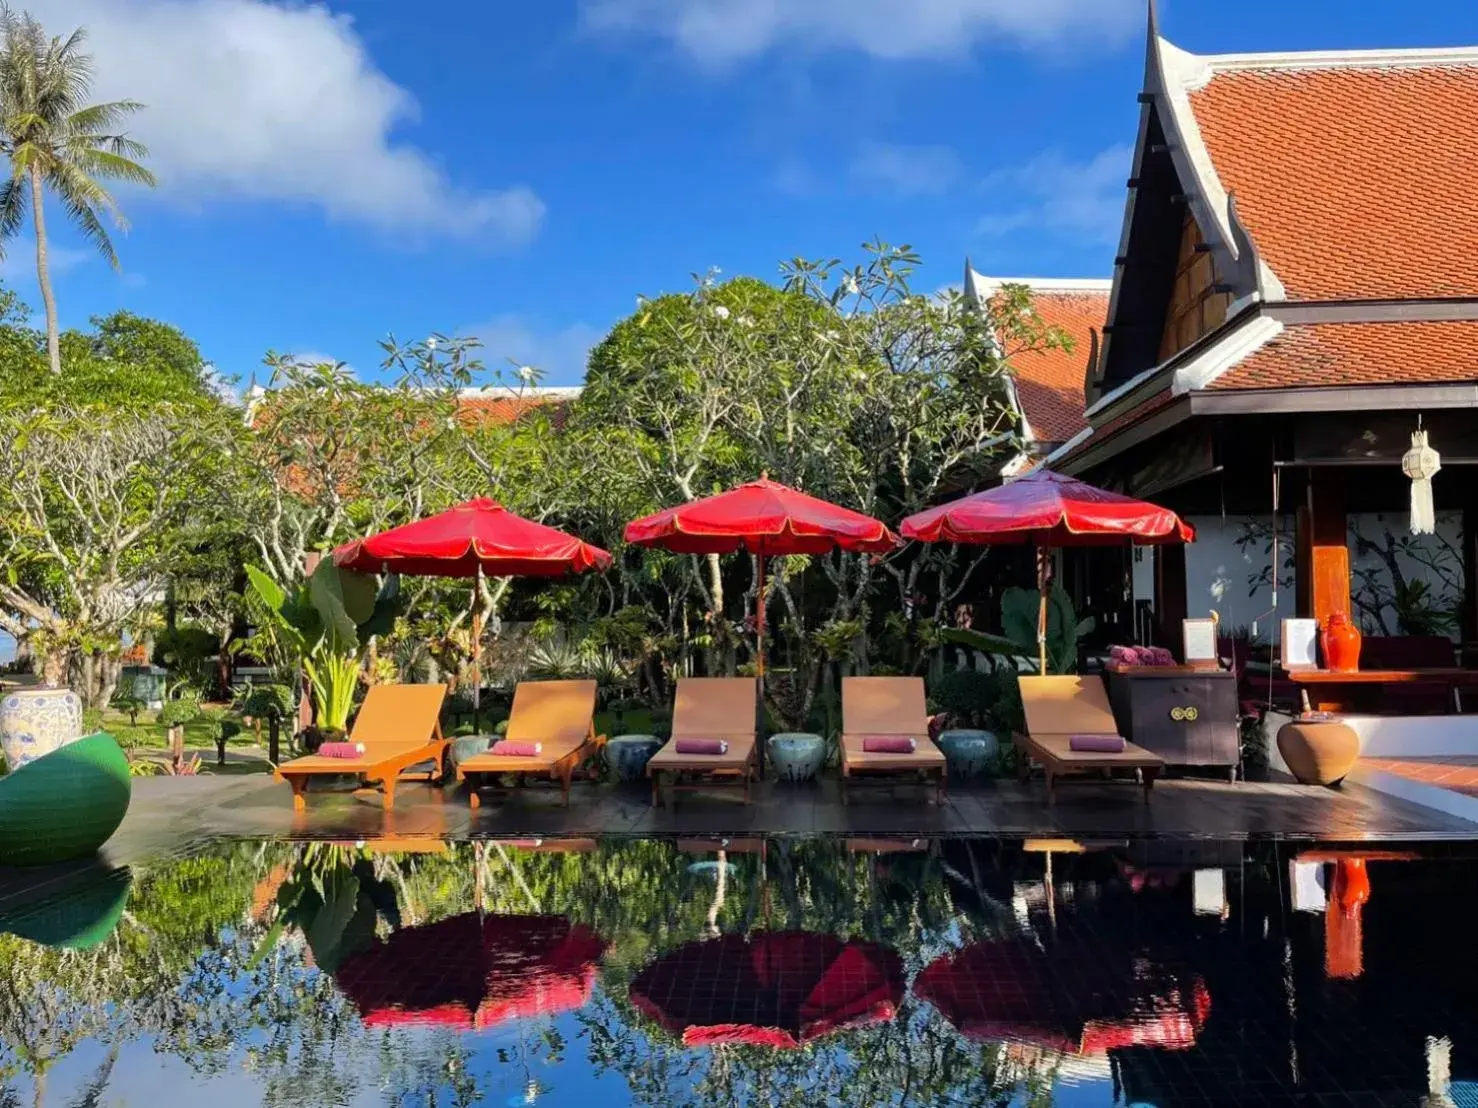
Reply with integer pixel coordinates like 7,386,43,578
1281,619,1319,670
1182,618,1218,666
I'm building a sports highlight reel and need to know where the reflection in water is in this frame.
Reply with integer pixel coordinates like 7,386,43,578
0,837,1473,1105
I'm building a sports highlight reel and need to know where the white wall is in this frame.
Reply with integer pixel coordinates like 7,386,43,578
1131,510,1466,642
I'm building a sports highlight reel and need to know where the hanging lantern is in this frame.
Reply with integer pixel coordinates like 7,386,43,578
1401,427,1441,535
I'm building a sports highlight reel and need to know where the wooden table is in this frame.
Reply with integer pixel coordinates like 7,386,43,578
1286,667,1473,713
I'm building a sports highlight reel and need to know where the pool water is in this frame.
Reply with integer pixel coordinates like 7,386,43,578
0,836,1473,1106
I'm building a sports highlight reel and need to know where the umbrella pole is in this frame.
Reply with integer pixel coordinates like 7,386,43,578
1036,546,1050,675
471,569,483,728
755,554,767,679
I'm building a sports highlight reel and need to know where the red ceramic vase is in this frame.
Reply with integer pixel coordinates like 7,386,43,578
1320,611,1362,673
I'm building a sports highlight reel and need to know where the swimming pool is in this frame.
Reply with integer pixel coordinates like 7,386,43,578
0,836,1471,1105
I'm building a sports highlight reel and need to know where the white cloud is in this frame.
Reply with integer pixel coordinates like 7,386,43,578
582,0,1141,64
0,243,91,283
976,144,1132,245
849,142,961,197
462,316,604,385
26,0,544,243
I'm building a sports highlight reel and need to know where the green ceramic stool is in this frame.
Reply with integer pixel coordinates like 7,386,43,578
936,729,1001,779
606,734,662,782
768,732,826,783
0,733,130,866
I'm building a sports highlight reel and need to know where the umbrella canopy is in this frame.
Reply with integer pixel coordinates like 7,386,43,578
900,468,1195,548
624,476,898,557
913,938,1210,1056
333,498,612,578
900,469,1193,672
625,477,896,674
630,931,903,1049
334,912,607,1031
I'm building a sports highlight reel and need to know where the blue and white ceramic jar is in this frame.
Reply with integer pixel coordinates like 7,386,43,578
0,687,84,771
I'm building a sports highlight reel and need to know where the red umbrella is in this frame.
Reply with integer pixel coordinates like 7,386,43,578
630,931,903,1049
334,498,611,707
900,469,1194,672
913,938,1211,1056
624,476,897,675
334,498,611,577
334,912,607,1031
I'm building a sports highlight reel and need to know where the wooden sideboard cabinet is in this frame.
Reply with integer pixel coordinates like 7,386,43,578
1104,666,1240,777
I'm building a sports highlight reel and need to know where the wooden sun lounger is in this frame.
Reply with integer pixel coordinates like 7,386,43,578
456,680,605,808
1013,675,1164,804
839,677,947,805
275,683,449,811
647,677,759,807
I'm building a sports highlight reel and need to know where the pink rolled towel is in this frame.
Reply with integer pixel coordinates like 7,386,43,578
862,736,917,754
675,738,728,755
317,741,364,759
1069,734,1126,754
491,740,542,756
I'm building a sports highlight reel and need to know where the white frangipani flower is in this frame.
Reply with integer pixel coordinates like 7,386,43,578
711,304,731,320
518,365,535,380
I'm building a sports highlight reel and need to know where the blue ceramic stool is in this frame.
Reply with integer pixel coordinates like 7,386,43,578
937,729,1000,779
606,734,662,782
449,734,496,776
768,732,826,783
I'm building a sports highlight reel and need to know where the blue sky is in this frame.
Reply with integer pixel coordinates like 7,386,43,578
7,0,1478,388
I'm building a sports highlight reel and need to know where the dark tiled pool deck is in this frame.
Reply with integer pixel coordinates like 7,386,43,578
100,772,1478,860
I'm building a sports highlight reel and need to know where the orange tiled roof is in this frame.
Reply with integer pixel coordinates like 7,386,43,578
455,392,573,428
1187,61,1478,300
1209,319,1478,390
1008,289,1108,444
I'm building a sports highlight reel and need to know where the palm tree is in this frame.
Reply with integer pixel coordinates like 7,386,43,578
0,7,155,375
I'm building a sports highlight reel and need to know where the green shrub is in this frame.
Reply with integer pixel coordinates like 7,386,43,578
158,696,201,729
928,668,999,730
110,676,148,724
237,683,295,721
111,725,154,751
82,707,105,735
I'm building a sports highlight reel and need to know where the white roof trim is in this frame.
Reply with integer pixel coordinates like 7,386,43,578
1157,38,1287,301
1041,426,1093,468
967,271,1112,294
1170,314,1284,394
1083,361,1165,420
1001,374,1036,445
1000,451,1036,479
459,386,583,398
1200,45,1478,73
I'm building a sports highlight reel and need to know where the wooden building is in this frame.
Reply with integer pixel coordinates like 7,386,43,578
1038,11,1478,658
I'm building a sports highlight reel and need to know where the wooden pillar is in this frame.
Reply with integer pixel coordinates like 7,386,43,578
1295,468,1349,624
1462,483,1478,660
1154,543,1188,655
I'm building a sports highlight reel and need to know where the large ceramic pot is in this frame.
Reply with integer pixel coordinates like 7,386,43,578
1277,720,1360,786
0,734,131,865
1320,611,1362,673
936,729,1001,779
0,686,83,771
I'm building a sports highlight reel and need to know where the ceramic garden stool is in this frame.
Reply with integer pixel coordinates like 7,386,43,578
1277,720,1360,787
936,729,1001,780
768,732,826,783
449,734,499,778
606,734,662,783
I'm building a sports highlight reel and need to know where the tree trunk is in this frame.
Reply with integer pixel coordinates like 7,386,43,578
30,166,61,376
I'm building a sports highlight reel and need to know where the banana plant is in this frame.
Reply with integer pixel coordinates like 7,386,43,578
942,584,1095,674
245,560,403,735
